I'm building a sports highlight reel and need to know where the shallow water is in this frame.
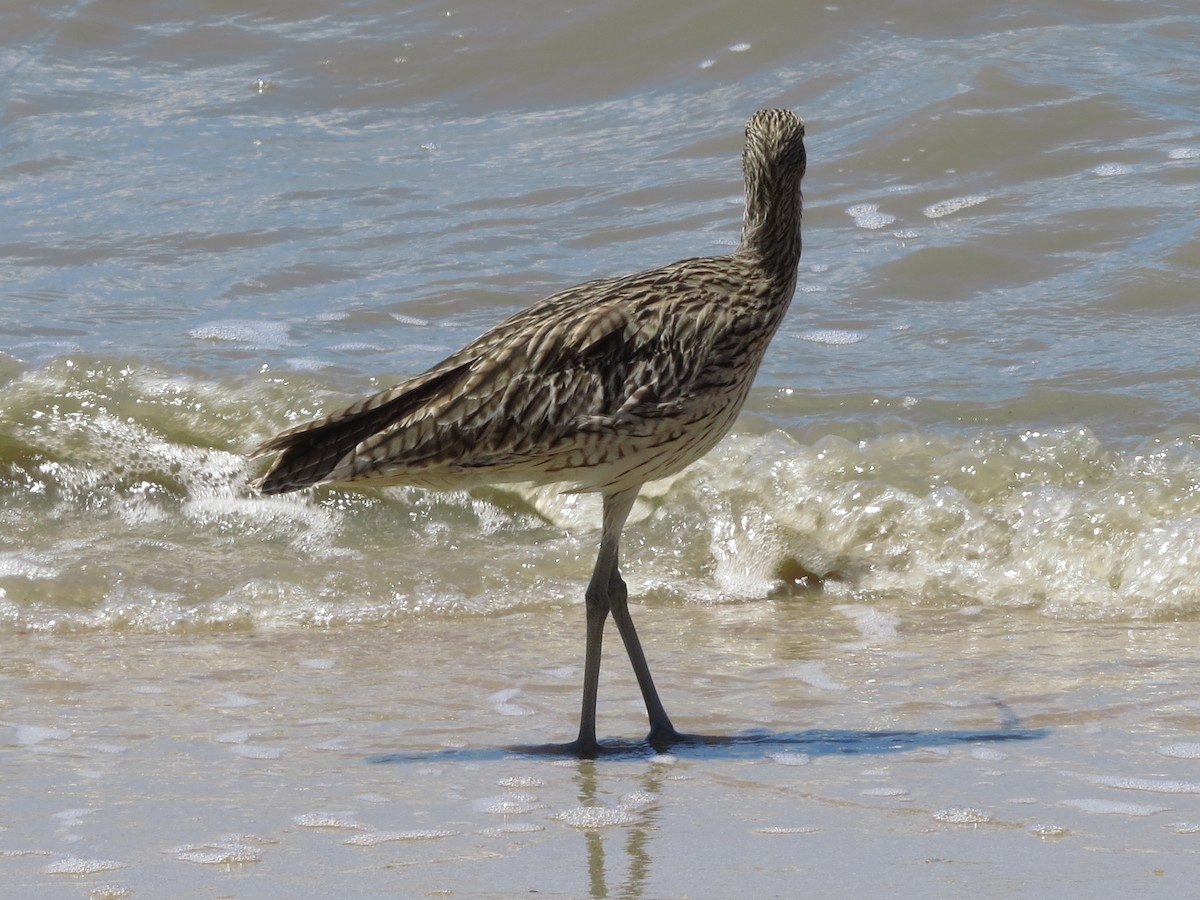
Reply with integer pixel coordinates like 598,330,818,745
3,0,1200,628
3,607,1200,897
2,0,1200,893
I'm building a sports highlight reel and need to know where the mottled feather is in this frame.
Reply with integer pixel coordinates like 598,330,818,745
250,109,807,497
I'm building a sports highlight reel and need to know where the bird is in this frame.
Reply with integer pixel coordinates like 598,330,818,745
249,108,807,758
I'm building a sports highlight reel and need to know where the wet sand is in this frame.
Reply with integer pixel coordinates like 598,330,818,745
3,601,1200,898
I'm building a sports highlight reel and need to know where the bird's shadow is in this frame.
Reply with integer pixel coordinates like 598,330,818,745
368,725,1049,765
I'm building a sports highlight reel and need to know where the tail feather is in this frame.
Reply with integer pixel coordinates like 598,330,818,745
250,360,473,494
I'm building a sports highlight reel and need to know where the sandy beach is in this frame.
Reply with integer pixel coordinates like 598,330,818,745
4,601,1200,898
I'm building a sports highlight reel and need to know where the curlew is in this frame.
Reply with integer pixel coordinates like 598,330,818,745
250,108,807,757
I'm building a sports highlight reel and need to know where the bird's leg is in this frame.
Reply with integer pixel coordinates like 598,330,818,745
572,488,635,755
598,487,681,749
575,554,611,755
607,559,680,748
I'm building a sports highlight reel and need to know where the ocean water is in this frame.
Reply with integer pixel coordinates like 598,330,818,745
3,0,1200,635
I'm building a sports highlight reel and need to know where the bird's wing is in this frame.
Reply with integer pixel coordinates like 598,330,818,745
252,258,737,490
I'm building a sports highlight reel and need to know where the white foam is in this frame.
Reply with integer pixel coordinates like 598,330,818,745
834,604,900,645
14,725,70,745
489,688,535,717
1091,163,1131,177
42,857,127,875
475,792,541,815
188,319,291,348
479,822,544,837
555,806,638,829
753,826,818,835
1063,799,1170,816
923,195,987,218
1027,823,1069,838
933,807,991,824
768,751,811,767
846,203,896,229
344,830,460,846
620,790,656,810
1088,775,1200,794
791,661,847,691
1168,147,1199,160
230,744,283,760
1159,742,1200,759
799,329,867,345
87,887,133,899
292,812,366,830
214,692,259,708
170,841,263,865
970,747,1008,762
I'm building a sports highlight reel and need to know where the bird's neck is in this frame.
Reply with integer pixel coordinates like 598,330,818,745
736,171,803,282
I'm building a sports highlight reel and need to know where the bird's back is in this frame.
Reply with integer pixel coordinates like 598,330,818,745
251,250,795,495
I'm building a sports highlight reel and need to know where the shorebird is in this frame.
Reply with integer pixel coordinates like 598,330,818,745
250,108,807,757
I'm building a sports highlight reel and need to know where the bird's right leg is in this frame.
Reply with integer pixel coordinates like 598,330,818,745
572,487,638,757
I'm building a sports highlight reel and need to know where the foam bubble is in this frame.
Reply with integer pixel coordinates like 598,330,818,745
292,812,366,829
753,826,818,834
230,744,283,759
1027,823,1069,838
42,857,127,875
479,822,545,837
14,725,70,745
834,604,899,645
970,747,1008,762
171,842,263,865
933,807,991,824
791,661,847,691
798,329,867,345
620,790,656,810
1063,799,1170,816
555,806,638,829
768,751,811,767
344,830,459,846
475,792,541,815
923,195,987,218
846,203,896,229
1092,163,1131,177
1159,743,1200,759
88,887,134,899
1088,775,1200,794
188,319,291,348
1168,147,1199,160
489,688,535,717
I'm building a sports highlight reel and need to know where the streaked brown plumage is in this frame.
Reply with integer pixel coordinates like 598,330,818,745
250,108,807,756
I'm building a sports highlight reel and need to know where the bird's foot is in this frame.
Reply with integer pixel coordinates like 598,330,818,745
510,737,603,760
510,736,658,760
509,725,737,759
646,723,734,753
